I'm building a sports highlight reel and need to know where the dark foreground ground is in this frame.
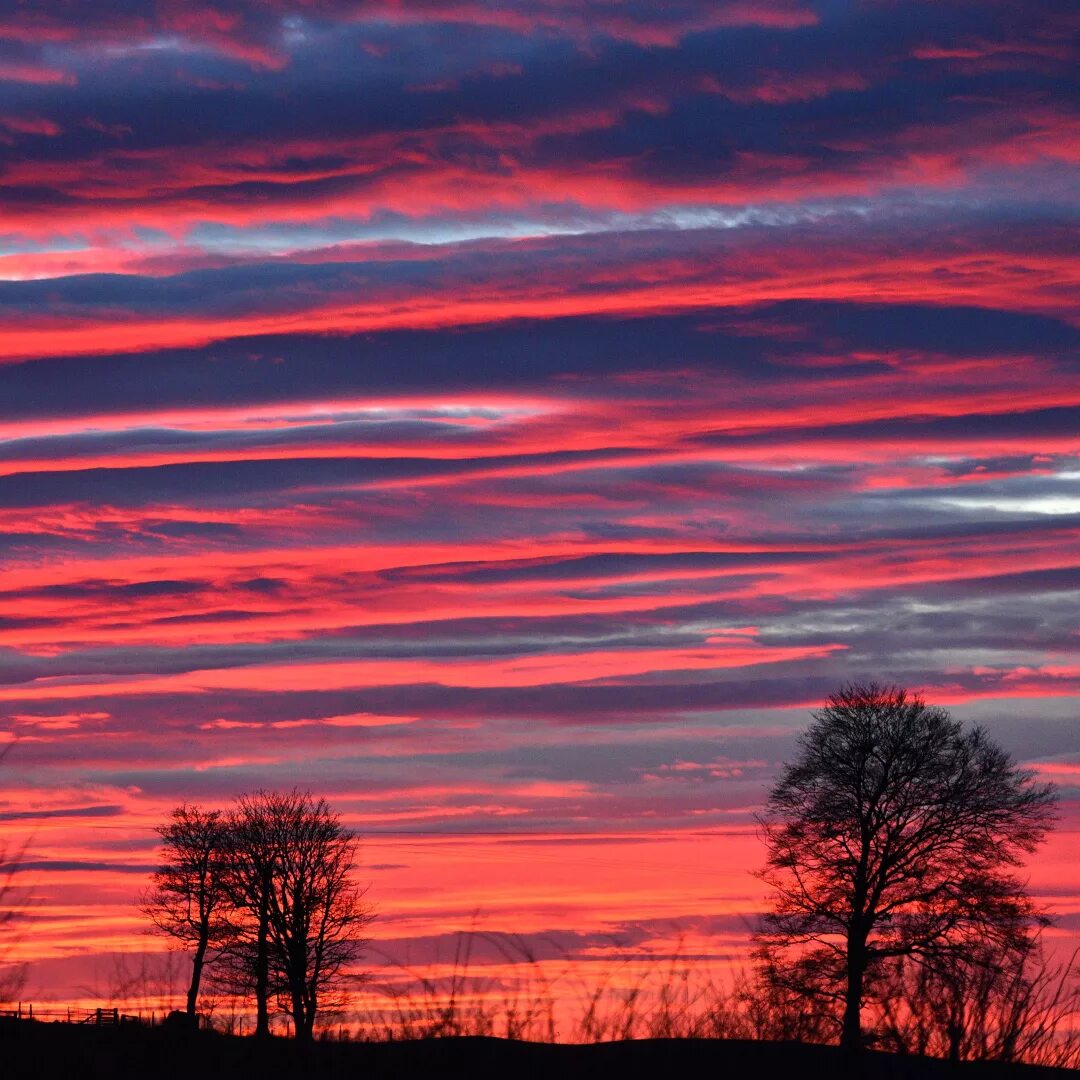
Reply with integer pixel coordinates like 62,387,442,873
2,1022,1077,1080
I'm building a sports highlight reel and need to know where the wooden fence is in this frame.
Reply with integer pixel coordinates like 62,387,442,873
0,1004,152,1025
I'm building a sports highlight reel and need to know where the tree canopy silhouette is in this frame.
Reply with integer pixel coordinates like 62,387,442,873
140,804,230,1020
220,792,284,1038
756,683,1057,1054
227,790,371,1042
141,790,372,1039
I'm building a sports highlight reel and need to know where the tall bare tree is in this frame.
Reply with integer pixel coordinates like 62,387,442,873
756,683,1057,1054
220,790,286,1038
263,791,371,1040
221,790,371,1040
140,804,230,1020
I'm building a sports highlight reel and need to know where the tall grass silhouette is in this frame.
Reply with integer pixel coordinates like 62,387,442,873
349,927,1080,1066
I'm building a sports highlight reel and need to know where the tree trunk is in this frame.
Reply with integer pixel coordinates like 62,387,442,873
286,940,312,1042
186,932,208,1018
254,888,271,1038
841,941,866,1054
948,1025,962,1064
291,983,309,1042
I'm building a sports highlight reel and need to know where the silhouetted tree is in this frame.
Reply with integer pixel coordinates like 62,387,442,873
264,791,371,1040
220,791,282,1037
222,790,371,1040
756,683,1057,1054
140,804,230,1019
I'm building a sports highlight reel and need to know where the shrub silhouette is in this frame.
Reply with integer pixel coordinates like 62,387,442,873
0,746,28,1005
876,932,1080,1067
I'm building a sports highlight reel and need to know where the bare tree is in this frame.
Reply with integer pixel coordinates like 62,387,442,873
220,791,282,1037
756,682,1057,1054
263,791,371,1041
139,804,230,1020
221,790,372,1040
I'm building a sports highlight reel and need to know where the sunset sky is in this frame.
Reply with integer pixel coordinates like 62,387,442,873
0,1,1078,1012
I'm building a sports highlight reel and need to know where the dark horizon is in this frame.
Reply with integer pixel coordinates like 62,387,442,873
0,0,1077,1037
